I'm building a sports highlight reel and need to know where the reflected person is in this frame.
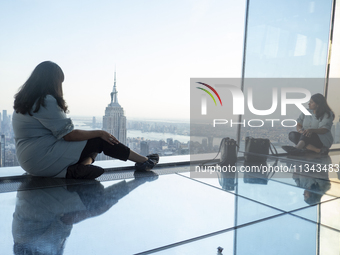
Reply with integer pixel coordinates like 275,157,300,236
12,175,157,255
282,93,334,155
290,157,332,204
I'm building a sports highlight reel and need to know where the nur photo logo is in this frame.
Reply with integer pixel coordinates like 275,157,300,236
196,82,223,115
191,78,313,129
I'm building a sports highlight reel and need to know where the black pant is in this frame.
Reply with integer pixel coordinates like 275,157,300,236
77,138,130,164
289,131,323,148
66,138,131,179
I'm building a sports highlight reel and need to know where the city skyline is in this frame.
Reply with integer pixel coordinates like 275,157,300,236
0,0,245,120
2,1,334,121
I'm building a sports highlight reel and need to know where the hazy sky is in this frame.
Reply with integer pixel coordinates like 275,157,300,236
0,0,245,121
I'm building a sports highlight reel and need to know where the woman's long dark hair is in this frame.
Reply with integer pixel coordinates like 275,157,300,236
311,93,334,120
14,61,68,115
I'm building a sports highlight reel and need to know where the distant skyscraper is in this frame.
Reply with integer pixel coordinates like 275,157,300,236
140,141,149,156
0,141,2,167
335,117,340,143
92,116,96,129
202,138,207,147
167,138,173,146
2,110,7,125
1,110,9,133
103,70,127,145
0,135,5,167
208,137,213,150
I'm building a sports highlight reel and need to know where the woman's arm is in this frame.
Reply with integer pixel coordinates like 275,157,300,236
302,128,329,137
63,130,119,145
303,112,333,137
296,123,303,133
296,112,305,133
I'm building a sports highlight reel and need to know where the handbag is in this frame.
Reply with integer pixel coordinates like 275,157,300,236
199,137,238,166
244,136,277,162
220,137,238,165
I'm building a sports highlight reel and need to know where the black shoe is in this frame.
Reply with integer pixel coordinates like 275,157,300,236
66,164,104,179
282,146,305,155
147,153,159,163
281,146,295,153
320,146,329,155
135,154,159,172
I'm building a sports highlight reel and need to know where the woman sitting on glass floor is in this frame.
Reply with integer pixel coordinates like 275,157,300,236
282,93,334,155
12,61,158,179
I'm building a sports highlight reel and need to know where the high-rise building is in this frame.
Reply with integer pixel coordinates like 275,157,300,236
140,141,149,156
92,117,96,129
208,136,214,151
334,117,340,144
1,110,9,134
167,138,173,146
103,70,127,145
0,135,5,167
0,141,2,167
2,110,7,126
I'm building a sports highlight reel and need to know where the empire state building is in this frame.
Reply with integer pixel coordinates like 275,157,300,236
103,71,127,145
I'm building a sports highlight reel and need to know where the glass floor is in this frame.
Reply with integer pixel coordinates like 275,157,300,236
0,151,339,255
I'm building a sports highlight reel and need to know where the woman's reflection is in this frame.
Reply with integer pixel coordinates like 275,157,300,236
290,156,332,205
12,173,157,255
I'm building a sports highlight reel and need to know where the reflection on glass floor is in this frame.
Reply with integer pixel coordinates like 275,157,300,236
0,152,339,254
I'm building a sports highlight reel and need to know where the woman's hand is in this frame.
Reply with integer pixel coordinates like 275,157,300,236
302,129,313,137
296,123,304,133
99,131,119,145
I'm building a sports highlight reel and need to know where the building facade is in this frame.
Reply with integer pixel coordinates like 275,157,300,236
0,135,5,167
102,71,127,145
140,141,149,156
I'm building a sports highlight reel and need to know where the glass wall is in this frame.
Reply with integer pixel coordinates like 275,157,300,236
241,0,334,150
328,1,340,147
239,1,338,254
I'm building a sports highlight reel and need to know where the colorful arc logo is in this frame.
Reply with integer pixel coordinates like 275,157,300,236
196,82,223,106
